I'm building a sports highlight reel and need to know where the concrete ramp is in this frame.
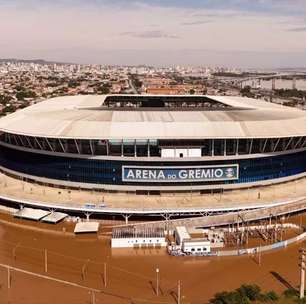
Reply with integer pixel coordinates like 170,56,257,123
14,208,50,221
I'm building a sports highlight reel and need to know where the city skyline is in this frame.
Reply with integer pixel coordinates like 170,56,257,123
0,0,306,67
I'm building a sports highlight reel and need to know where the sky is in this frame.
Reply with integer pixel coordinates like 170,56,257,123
0,0,306,68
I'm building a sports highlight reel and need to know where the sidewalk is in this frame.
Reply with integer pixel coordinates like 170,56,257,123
0,172,305,211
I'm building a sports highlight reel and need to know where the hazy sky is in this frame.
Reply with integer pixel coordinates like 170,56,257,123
0,0,306,68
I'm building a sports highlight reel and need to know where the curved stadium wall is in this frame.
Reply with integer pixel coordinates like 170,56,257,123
1,133,306,192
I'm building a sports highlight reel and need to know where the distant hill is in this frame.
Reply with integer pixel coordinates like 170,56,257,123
0,58,72,65
275,67,306,73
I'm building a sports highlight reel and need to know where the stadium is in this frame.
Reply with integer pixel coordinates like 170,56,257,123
0,94,306,195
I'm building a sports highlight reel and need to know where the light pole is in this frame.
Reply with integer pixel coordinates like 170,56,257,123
156,268,159,296
104,262,107,288
44,249,48,273
300,248,305,299
177,280,181,304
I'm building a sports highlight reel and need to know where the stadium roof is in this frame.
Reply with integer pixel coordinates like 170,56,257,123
0,94,306,139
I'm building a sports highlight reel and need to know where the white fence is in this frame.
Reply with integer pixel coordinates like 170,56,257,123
216,230,306,257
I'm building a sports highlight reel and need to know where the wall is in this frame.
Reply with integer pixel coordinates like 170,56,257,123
111,237,167,248
1,145,306,191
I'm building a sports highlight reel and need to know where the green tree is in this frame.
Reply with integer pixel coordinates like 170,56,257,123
97,84,110,94
240,86,255,98
210,291,250,304
237,284,261,301
0,94,12,104
259,291,279,302
16,90,36,101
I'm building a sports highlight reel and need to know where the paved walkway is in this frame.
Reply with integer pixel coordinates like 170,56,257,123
0,172,306,211
128,198,306,229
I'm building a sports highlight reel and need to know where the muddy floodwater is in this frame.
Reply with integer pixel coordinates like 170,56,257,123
0,212,305,304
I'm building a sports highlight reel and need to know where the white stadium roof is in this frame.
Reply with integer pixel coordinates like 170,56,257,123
1,94,306,139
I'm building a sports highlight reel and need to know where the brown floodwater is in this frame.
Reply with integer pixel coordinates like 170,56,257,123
0,212,305,304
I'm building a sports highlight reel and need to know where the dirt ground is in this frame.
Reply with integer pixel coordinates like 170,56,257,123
0,212,305,304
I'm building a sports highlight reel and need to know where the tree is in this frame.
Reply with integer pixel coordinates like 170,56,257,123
259,291,279,302
97,84,110,94
209,284,280,304
0,94,12,105
202,87,208,95
210,291,250,304
283,288,299,298
68,80,80,88
3,104,16,114
130,75,142,89
236,284,261,301
16,90,36,101
240,86,255,98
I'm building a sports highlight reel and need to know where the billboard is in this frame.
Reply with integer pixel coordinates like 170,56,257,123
122,164,239,183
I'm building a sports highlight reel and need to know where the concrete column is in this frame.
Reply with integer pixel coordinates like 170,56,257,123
123,214,131,225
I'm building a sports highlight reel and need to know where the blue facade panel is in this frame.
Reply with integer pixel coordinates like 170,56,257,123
1,146,306,187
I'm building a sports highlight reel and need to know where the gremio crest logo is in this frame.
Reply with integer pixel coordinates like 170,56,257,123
225,167,235,178
122,165,239,183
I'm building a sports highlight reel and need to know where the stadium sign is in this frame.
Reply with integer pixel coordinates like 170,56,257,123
122,164,239,183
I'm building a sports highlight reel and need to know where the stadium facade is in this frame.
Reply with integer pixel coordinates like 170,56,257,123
0,94,306,193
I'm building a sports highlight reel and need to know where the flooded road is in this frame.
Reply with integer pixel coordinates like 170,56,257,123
0,212,305,304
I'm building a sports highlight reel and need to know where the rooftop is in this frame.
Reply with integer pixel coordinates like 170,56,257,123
14,207,50,221
175,226,191,241
0,94,306,139
74,221,99,234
